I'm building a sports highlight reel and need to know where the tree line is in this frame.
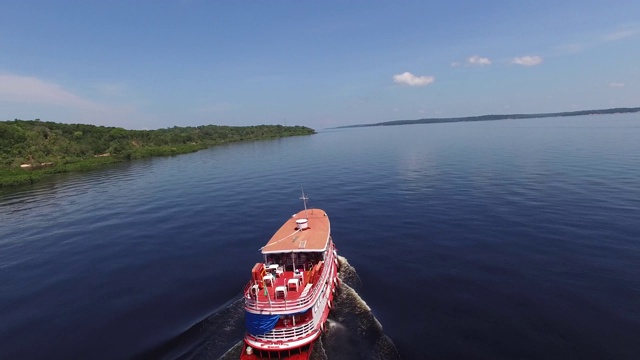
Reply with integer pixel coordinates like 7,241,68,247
0,119,315,186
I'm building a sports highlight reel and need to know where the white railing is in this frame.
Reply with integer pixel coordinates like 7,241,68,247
252,319,316,341
244,244,337,313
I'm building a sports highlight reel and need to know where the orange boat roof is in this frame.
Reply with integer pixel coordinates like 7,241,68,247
261,209,330,254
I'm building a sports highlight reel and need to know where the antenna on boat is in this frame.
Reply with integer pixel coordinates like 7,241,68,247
300,186,309,219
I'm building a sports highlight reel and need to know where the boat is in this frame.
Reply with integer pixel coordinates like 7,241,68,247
240,191,340,359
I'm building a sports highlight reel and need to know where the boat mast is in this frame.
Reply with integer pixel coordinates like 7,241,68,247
300,186,309,218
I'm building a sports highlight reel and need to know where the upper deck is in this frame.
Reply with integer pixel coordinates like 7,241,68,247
261,209,330,254
245,240,337,314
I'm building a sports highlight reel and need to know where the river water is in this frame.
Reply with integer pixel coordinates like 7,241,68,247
1,114,639,359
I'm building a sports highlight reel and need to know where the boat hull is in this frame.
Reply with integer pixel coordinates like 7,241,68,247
239,342,314,360
240,208,339,359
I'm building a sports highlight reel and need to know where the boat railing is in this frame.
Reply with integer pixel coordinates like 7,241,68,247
243,267,327,311
252,318,316,341
244,247,336,312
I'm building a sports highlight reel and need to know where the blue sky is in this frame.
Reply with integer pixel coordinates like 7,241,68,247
1,1,639,129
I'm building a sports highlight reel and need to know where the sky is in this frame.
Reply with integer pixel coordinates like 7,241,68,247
1,1,639,130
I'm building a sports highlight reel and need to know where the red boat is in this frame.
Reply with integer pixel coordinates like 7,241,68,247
240,193,340,359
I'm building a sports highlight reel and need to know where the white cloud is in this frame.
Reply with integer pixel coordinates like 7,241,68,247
554,28,639,56
610,82,625,87
602,30,638,42
0,73,103,110
451,56,491,67
511,56,543,66
0,73,154,128
393,72,435,86
467,55,491,66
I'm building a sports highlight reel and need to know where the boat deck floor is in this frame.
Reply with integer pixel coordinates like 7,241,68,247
254,270,313,303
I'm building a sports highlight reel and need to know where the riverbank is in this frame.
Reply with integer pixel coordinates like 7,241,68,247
0,120,315,187
1,157,120,187
0,144,208,187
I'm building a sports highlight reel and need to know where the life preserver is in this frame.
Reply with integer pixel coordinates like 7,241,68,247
328,299,332,309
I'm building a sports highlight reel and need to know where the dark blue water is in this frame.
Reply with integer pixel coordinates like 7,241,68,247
1,114,639,359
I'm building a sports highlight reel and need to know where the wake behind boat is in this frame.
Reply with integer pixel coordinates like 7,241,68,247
241,192,340,359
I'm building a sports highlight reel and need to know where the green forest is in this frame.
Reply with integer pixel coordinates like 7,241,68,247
0,119,315,186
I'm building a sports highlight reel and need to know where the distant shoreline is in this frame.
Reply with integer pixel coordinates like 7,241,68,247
334,107,640,129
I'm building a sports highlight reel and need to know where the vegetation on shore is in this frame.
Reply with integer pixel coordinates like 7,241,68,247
336,107,640,128
0,119,315,187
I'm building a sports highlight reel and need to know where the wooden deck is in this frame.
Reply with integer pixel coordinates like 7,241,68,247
261,209,330,254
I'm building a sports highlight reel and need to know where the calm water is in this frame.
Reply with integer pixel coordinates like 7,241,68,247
1,114,640,359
